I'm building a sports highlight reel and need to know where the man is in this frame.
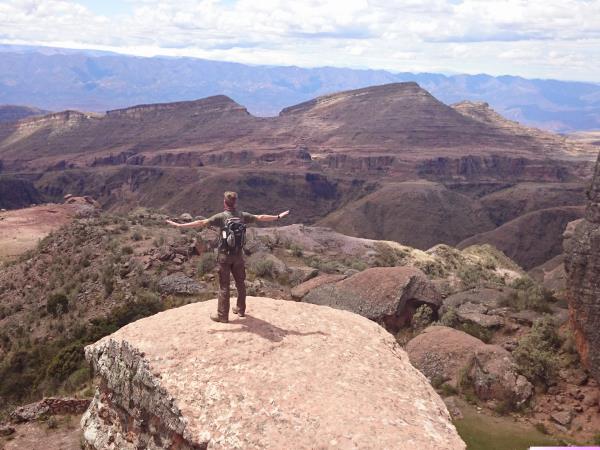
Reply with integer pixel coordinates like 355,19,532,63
166,191,289,323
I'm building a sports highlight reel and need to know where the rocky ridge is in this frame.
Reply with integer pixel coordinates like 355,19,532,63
564,150,600,382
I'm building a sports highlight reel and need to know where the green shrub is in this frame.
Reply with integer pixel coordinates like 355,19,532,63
305,256,339,273
289,244,303,257
197,252,217,276
535,423,549,435
439,383,458,397
251,259,275,278
46,342,85,382
373,243,408,267
412,304,434,331
459,321,492,343
513,316,561,386
46,293,69,317
500,277,554,312
101,265,115,297
131,230,143,241
121,245,134,255
440,307,460,328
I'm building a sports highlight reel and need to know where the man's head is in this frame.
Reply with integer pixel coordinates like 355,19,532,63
224,191,238,211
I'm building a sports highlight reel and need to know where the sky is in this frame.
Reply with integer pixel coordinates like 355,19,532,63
0,0,599,81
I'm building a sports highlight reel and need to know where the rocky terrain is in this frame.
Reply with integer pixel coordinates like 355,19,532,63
0,82,596,269
0,201,598,447
565,152,600,383
81,297,464,449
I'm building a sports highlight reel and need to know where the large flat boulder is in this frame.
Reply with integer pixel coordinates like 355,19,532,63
406,326,533,407
81,297,464,450
302,266,441,331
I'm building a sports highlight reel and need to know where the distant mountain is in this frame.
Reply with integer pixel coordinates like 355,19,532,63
0,105,49,123
0,45,598,132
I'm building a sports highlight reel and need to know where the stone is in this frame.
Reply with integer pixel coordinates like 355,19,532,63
455,302,504,328
157,246,174,261
406,326,533,406
441,288,511,313
564,151,600,383
550,410,573,427
158,274,204,295
81,297,465,450
10,397,90,423
290,273,346,300
287,265,319,287
0,425,15,436
443,397,463,420
582,391,599,407
179,213,193,222
302,266,441,331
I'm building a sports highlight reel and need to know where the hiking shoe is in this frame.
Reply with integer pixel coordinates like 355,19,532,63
232,307,245,317
210,313,228,323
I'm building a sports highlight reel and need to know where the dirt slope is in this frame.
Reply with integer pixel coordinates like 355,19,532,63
319,181,495,249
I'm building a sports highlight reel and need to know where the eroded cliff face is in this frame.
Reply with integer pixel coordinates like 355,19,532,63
81,297,465,450
564,151,600,382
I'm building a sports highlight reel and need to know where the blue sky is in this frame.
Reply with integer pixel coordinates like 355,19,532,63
0,0,598,81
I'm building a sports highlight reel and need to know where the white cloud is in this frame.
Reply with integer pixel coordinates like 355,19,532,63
0,0,599,81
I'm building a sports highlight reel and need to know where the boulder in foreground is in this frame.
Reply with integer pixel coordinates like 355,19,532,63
81,297,464,449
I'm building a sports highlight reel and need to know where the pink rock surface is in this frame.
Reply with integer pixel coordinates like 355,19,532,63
82,297,464,449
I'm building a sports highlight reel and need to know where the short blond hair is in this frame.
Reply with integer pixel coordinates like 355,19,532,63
224,191,238,202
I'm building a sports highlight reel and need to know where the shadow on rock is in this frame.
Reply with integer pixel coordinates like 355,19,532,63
208,314,328,342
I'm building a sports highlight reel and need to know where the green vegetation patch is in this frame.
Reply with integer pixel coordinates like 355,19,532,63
454,408,559,450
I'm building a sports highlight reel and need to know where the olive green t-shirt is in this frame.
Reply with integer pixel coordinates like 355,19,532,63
205,210,257,228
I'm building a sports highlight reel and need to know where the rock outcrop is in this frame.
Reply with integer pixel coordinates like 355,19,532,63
81,297,464,449
564,151,600,382
10,397,90,423
157,274,205,295
406,326,533,407
301,266,441,331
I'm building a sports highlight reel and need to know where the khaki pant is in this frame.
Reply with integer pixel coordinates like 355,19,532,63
217,252,246,320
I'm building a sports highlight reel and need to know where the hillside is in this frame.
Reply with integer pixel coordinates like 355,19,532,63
458,206,585,269
0,105,49,123
318,181,495,249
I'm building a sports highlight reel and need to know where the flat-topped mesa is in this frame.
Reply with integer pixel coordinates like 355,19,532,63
105,95,250,118
81,297,465,450
564,151,600,383
279,82,425,116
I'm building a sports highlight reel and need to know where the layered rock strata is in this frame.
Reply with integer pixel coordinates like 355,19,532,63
564,151,600,382
81,297,464,449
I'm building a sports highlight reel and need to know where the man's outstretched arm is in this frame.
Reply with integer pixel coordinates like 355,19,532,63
165,218,210,229
255,210,290,222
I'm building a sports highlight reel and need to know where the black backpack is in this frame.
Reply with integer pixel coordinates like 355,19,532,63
220,216,247,255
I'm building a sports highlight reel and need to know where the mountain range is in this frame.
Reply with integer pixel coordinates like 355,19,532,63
0,44,599,133
0,81,597,271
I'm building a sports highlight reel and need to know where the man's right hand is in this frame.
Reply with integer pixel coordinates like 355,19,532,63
278,210,290,219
